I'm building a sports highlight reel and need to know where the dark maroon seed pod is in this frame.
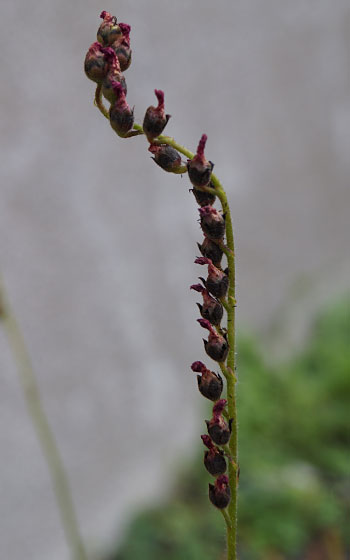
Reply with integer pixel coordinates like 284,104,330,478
197,318,229,362
195,257,228,299
84,42,109,83
191,283,223,326
206,420,231,445
191,360,223,401
204,334,229,362
206,399,231,445
149,144,186,174
199,206,225,240
143,90,171,141
191,185,216,207
109,82,134,137
187,134,214,187
209,475,231,509
197,238,223,267
201,435,227,476
197,295,223,326
206,273,228,300
97,11,122,46
205,451,227,476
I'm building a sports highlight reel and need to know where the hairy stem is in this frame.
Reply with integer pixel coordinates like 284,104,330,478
0,275,87,560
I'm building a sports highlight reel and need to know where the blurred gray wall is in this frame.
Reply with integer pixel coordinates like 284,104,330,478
0,1,349,559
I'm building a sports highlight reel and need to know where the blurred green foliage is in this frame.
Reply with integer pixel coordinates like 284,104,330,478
112,297,350,560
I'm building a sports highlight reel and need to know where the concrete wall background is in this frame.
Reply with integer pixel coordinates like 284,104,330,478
0,1,349,559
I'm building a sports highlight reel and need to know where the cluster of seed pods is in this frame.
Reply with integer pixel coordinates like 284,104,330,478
85,11,231,511
188,137,232,511
84,11,142,138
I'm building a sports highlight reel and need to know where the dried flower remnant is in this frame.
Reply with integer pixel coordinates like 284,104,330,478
191,361,223,401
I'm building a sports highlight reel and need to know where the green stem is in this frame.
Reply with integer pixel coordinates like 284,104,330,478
94,90,238,559
220,508,233,531
0,275,87,560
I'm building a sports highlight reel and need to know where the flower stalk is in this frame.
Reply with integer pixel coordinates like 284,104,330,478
87,12,238,559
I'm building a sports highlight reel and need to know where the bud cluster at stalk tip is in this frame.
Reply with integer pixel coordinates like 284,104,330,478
85,11,143,139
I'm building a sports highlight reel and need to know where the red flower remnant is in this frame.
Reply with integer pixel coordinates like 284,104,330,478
119,23,131,41
101,46,121,69
191,360,206,373
201,434,215,449
213,399,227,418
100,10,113,20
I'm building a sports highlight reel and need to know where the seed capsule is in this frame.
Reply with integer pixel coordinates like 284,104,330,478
109,82,136,137
112,23,132,71
197,319,229,362
84,42,110,83
187,134,214,187
197,238,223,267
191,361,223,401
97,11,122,46
143,90,171,141
101,48,127,103
191,182,216,207
209,475,231,509
149,144,187,174
201,435,227,476
199,206,225,240
191,284,223,326
206,400,232,445
195,257,228,299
